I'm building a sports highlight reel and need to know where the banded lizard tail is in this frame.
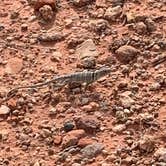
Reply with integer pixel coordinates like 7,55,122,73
5,67,111,99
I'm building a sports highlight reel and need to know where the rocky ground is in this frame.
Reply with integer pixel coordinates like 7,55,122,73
0,0,166,165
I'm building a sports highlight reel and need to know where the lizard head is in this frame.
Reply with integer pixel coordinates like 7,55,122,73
95,67,111,80
99,67,111,76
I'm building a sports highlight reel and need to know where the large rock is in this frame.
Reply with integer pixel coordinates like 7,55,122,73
74,116,100,134
80,143,104,158
75,39,98,60
62,129,85,148
104,6,122,21
115,45,140,63
5,57,23,74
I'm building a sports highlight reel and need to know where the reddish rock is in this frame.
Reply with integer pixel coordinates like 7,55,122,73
34,0,57,10
74,116,100,134
62,129,85,148
7,98,17,110
82,102,99,112
54,135,62,145
82,105,93,112
78,138,95,148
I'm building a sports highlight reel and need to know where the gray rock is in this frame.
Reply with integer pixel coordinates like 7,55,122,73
38,32,64,42
63,122,75,132
75,39,98,60
80,56,96,69
80,97,90,105
104,6,122,21
81,143,104,158
89,19,109,34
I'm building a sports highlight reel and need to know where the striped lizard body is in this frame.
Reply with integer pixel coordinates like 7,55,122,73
61,67,111,85
6,67,111,98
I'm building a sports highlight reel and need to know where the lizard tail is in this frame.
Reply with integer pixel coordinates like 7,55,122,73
6,79,55,98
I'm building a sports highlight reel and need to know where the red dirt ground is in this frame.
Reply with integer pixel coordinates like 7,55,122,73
0,0,166,165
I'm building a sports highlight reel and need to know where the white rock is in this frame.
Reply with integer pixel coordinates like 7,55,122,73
0,105,10,115
112,124,126,133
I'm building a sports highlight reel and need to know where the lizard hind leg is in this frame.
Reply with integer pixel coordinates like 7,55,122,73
83,81,93,91
6,88,19,98
51,79,69,91
1,88,19,104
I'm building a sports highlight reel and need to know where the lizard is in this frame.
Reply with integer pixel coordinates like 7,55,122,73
2,67,111,103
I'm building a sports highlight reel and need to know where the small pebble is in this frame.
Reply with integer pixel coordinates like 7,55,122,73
21,23,28,31
63,122,75,132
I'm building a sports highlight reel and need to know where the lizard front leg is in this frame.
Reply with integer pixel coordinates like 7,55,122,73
51,79,69,91
83,81,94,91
